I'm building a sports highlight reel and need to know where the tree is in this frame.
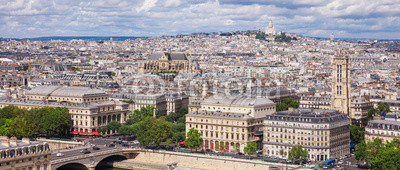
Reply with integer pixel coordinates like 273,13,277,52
128,105,157,124
177,107,188,116
0,118,13,137
185,128,202,151
9,116,33,139
279,148,287,158
350,125,365,143
41,107,71,136
118,123,139,136
172,131,185,143
377,104,390,115
288,145,308,163
166,112,178,122
367,108,377,120
137,117,172,147
355,141,368,161
107,121,122,133
177,116,186,124
0,105,27,119
276,98,299,111
244,142,257,156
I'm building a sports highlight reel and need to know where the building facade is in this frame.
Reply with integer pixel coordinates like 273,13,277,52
186,95,276,152
0,137,51,170
365,113,400,143
350,98,373,126
137,52,192,74
0,86,129,135
263,108,350,161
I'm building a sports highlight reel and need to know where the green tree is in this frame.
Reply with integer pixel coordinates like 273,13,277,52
288,145,308,163
9,116,33,139
107,121,122,133
350,125,365,143
244,142,257,155
355,141,368,161
0,105,27,119
377,104,390,115
137,117,172,147
367,108,377,120
172,131,185,143
177,115,186,124
166,112,179,122
0,118,13,137
177,107,188,116
118,123,139,136
276,98,299,111
128,105,157,124
41,107,71,136
279,148,287,158
185,128,203,151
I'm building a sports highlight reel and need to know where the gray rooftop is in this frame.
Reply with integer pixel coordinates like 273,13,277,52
188,110,252,120
148,52,188,60
26,86,106,97
202,95,274,106
265,108,349,124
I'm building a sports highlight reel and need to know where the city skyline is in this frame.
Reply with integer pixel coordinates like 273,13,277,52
1,0,400,39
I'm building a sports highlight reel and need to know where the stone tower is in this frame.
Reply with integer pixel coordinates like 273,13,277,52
331,51,351,116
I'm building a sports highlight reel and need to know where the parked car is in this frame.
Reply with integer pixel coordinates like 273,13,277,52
108,143,115,147
92,146,100,150
214,150,221,153
206,149,211,152
238,152,245,155
83,150,91,154
80,148,88,153
56,153,64,157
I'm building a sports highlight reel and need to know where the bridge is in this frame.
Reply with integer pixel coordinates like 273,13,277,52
51,146,300,170
51,147,140,170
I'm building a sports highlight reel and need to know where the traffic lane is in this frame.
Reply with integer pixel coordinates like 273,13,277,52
51,145,117,160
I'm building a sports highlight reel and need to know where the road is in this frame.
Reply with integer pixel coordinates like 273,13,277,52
51,145,118,161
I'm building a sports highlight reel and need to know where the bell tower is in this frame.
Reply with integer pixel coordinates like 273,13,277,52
331,50,351,116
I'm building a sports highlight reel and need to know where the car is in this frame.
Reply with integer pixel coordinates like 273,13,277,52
214,150,221,153
238,152,244,155
56,153,64,157
322,166,329,169
80,148,88,153
338,160,344,164
205,149,211,152
108,143,115,147
92,146,100,150
83,150,91,154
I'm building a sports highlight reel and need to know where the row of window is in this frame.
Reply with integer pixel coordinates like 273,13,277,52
200,130,248,141
189,124,247,132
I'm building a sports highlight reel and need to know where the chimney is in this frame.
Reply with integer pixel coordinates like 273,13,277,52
22,138,30,144
10,137,18,146
1,137,10,147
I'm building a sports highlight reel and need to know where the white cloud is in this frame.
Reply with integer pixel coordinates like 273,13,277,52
136,0,158,13
0,0,399,39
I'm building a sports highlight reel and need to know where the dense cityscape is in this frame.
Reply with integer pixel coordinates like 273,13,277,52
1,1,400,170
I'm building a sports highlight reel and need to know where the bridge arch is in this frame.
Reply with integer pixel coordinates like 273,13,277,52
95,154,127,169
57,163,88,170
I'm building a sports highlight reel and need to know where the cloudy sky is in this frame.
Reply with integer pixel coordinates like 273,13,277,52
1,0,399,39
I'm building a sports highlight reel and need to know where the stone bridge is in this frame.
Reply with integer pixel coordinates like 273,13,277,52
51,148,140,170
